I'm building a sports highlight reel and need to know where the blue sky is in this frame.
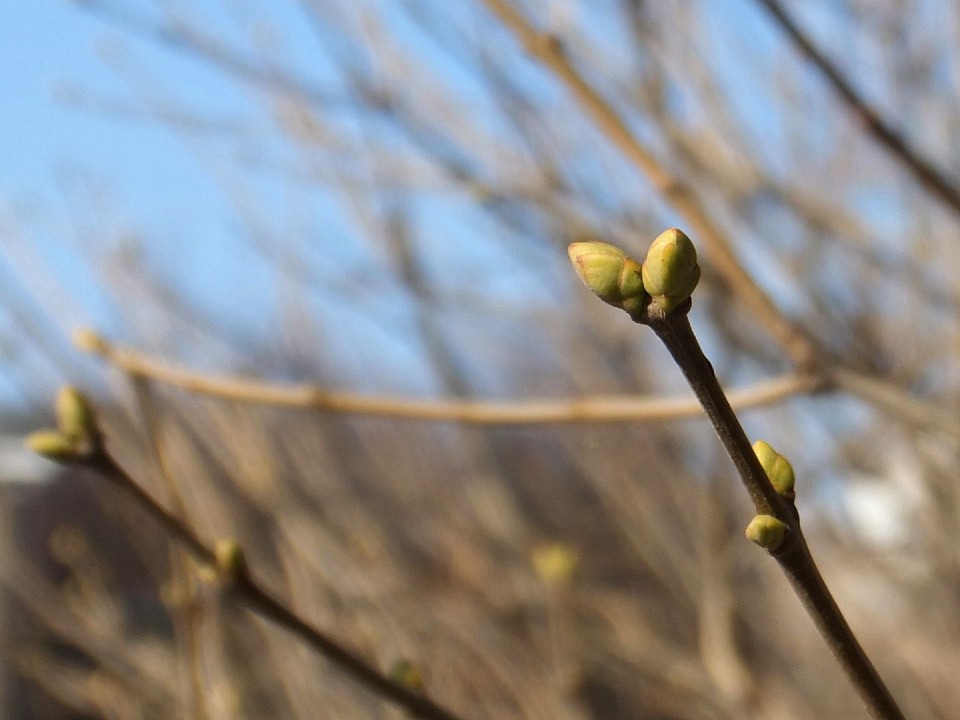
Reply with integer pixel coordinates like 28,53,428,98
1,2,295,409
1,0,930,420
2,1,595,413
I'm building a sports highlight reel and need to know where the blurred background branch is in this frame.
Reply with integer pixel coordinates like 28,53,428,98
2,1,959,718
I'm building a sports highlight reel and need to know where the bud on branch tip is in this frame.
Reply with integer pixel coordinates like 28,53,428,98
641,228,700,315
26,430,80,462
56,386,99,446
26,386,102,462
214,539,247,586
568,241,646,314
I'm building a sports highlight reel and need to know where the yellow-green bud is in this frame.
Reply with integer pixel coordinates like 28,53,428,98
26,430,81,463
389,659,425,693
752,440,795,500
568,241,646,311
745,514,787,551
214,539,247,586
56,386,99,447
532,542,580,583
640,228,700,314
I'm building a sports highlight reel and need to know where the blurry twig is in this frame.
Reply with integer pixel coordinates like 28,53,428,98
74,329,821,423
755,0,960,218
129,377,211,720
828,367,960,439
28,390,470,720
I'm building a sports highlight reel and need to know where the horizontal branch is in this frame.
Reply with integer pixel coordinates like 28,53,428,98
74,329,819,423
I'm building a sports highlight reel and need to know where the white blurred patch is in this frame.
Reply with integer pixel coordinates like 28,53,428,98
0,435,58,484
840,443,926,550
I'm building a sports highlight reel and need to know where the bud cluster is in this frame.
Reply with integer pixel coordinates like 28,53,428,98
567,228,700,318
26,386,103,462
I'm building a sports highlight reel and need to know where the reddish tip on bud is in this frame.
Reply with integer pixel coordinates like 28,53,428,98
568,241,646,312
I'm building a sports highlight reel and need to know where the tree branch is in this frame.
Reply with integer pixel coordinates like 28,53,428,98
71,447,470,720
755,0,960,218
73,329,820,423
643,306,907,720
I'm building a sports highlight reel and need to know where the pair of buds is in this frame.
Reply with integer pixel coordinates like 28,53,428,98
747,441,796,552
26,387,102,462
568,228,701,318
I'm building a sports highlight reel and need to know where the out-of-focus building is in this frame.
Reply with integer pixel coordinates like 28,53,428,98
0,422,60,718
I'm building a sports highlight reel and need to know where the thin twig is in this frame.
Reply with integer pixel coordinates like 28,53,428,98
755,0,960,218
74,448,470,720
129,377,212,720
644,304,907,720
74,329,820,423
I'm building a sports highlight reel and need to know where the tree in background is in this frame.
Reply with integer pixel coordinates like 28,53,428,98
2,1,959,718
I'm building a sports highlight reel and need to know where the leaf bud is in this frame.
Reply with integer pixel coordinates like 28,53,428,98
389,658,426,693
532,542,580,584
25,430,81,463
745,514,787,551
214,539,248,587
752,440,796,500
568,241,646,311
56,386,100,450
641,228,700,314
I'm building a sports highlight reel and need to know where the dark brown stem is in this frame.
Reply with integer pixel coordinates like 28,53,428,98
644,304,787,520
643,305,908,720
79,449,470,720
774,539,907,720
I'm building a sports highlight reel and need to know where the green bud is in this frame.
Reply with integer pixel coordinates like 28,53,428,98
745,514,787,551
26,430,81,463
568,242,646,311
214,539,247,586
640,228,700,314
389,658,425,693
56,386,100,447
532,542,580,584
752,440,796,500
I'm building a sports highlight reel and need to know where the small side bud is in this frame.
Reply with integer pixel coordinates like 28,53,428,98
752,440,796,501
26,430,81,463
56,386,100,448
532,542,580,584
214,539,247,587
641,228,700,314
745,514,787,551
389,658,426,693
568,241,646,311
